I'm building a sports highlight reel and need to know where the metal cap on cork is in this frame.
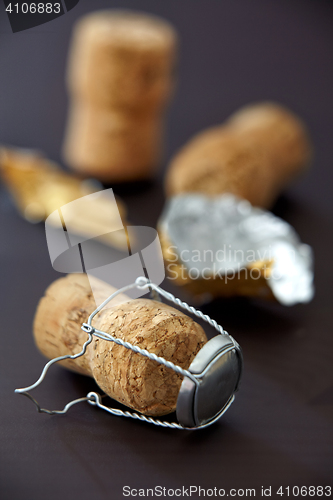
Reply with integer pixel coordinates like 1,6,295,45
15,277,243,430
176,334,243,428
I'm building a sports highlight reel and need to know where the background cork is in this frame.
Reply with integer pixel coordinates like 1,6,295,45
165,102,312,208
63,10,177,182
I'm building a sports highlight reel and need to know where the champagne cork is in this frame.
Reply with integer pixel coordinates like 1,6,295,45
33,274,207,416
63,10,177,182
165,102,312,208
63,101,163,182
66,10,177,111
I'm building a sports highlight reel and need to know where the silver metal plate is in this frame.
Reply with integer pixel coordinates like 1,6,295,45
176,335,243,428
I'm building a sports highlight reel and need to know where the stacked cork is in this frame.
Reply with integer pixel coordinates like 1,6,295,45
63,10,177,183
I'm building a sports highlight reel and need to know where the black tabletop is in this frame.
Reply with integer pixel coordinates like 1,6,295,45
0,1,332,499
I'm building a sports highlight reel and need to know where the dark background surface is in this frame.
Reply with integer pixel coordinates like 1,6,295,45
0,1,332,499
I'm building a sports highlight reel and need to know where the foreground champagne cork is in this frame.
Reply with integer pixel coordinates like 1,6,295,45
34,274,207,416
63,10,177,182
165,102,312,208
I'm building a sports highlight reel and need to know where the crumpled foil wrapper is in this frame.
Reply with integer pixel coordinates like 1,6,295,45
159,193,314,305
0,147,128,250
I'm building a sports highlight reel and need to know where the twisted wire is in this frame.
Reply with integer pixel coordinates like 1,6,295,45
15,276,232,429
87,392,184,429
86,326,198,385
15,334,93,395
148,283,226,335
19,392,94,415
80,277,230,384
87,391,235,430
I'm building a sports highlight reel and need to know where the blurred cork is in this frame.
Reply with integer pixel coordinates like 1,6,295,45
63,10,178,183
165,102,312,208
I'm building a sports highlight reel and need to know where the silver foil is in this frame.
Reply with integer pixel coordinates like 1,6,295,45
159,194,314,305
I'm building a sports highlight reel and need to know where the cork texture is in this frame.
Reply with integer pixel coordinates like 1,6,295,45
33,274,207,416
63,10,177,182
63,101,163,181
66,10,177,111
165,102,312,208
